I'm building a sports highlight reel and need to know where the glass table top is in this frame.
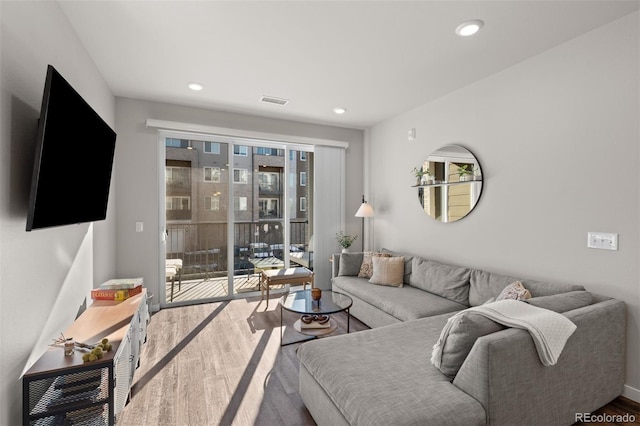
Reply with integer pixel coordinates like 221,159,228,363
280,289,352,315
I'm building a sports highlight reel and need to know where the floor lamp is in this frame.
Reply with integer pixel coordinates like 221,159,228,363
355,195,375,251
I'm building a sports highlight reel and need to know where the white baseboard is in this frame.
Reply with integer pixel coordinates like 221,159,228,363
623,384,640,403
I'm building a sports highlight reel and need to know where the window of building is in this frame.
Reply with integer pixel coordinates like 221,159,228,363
300,172,307,186
166,166,191,189
204,142,220,154
234,168,248,184
259,198,280,218
204,167,221,183
166,138,190,148
300,197,307,212
205,196,220,211
233,145,248,156
256,147,282,156
234,196,248,211
166,196,191,211
259,172,280,192
300,151,307,161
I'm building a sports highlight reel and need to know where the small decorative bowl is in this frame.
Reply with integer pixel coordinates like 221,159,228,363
311,288,322,301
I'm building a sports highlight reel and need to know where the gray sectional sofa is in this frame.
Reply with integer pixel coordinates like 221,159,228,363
297,250,625,426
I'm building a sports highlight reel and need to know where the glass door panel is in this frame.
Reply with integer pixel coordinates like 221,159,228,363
165,138,229,304
164,137,314,304
232,143,286,296
288,149,314,270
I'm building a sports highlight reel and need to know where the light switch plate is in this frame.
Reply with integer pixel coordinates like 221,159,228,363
136,222,144,233
587,232,618,250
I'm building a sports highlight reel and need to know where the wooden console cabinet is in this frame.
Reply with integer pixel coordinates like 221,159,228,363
23,290,149,425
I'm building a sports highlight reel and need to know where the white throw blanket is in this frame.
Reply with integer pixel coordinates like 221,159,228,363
431,300,577,367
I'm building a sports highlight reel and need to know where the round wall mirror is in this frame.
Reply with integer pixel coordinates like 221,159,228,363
414,145,483,222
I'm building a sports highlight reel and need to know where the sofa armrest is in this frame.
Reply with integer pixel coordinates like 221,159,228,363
453,299,625,426
331,253,341,278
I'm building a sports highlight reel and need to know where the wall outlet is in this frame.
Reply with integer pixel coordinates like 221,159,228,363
587,232,618,250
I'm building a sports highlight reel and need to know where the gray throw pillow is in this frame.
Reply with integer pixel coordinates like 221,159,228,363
409,257,470,305
338,252,364,276
525,291,593,313
437,313,505,379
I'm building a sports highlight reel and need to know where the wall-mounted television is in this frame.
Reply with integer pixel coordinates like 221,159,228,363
26,65,116,231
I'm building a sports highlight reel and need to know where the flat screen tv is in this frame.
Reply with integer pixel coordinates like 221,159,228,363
26,65,116,231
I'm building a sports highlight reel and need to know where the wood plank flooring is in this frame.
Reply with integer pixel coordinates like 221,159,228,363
118,291,368,425
118,295,639,426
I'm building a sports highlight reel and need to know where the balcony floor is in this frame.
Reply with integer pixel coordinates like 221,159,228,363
165,274,294,303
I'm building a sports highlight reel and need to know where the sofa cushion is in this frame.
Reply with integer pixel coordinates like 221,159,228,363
297,315,486,426
358,252,391,278
369,256,404,287
338,252,363,276
409,257,471,305
525,291,593,313
468,269,585,306
434,312,506,379
333,276,466,321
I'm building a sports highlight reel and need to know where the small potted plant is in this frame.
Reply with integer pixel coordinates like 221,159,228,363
472,166,482,180
335,231,358,253
457,164,472,182
411,167,425,186
412,167,434,185
422,170,435,184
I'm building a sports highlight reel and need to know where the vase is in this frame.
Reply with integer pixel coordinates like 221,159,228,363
342,248,351,253
311,288,322,300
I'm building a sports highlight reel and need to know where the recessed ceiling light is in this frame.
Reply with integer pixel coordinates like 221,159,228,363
188,82,204,91
455,19,484,37
333,107,347,115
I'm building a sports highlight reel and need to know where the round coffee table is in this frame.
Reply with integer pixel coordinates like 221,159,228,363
279,289,353,346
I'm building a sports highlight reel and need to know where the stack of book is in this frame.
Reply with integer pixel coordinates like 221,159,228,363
91,278,143,301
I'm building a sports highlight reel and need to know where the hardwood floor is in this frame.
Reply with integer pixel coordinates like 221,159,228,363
118,289,367,425
573,396,640,426
118,294,639,426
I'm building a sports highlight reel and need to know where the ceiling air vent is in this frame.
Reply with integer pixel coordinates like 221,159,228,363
260,95,289,106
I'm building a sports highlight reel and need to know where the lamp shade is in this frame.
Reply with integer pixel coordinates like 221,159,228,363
355,202,375,218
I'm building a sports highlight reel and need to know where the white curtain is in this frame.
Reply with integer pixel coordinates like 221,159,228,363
313,145,346,290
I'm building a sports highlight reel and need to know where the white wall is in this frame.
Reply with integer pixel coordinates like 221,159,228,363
0,2,116,424
369,12,640,400
114,98,364,309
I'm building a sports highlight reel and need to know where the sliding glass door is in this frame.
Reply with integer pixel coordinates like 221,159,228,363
163,135,313,305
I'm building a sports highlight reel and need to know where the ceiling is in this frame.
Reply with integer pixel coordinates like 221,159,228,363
59,1,639,130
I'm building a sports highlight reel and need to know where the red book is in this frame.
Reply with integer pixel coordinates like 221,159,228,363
91,284,143,301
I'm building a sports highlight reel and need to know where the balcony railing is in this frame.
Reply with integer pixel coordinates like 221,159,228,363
258,183,282,194
166,220,310,279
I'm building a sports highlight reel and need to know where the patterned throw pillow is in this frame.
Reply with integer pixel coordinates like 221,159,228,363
496,281,532,301
358,252,391,278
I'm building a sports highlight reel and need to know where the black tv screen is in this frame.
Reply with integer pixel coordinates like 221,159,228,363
26,65,116,231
